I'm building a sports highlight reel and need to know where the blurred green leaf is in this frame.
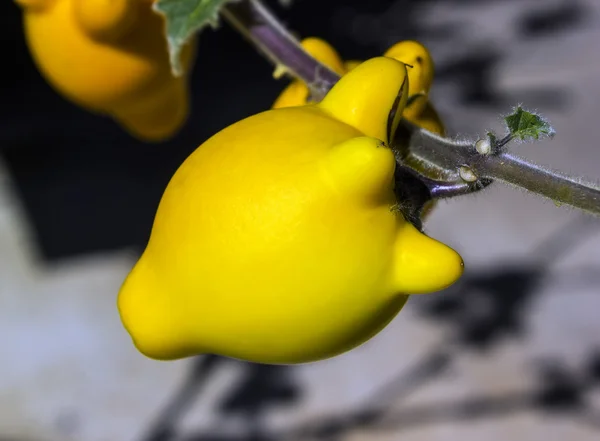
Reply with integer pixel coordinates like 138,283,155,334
153,0,239,76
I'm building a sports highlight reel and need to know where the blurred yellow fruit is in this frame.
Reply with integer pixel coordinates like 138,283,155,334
384,40,435,119
16,0,195,141
118,57,463,365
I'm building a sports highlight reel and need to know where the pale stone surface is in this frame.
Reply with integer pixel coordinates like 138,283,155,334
1,1,599,440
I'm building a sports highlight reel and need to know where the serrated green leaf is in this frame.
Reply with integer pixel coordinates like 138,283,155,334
153,0,239,76
504,106,556,141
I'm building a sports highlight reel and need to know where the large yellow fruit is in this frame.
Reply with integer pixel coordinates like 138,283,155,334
118,57,464,365
16,0,195,141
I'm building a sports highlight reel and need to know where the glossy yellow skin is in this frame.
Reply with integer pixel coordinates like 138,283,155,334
16,0,195,141
118,57,464,365
273,38,445,136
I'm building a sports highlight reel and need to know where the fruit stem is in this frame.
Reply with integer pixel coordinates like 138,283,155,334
221,0,339,101
476,151,600,216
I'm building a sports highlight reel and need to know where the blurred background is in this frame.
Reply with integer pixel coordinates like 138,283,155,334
1,0,600,440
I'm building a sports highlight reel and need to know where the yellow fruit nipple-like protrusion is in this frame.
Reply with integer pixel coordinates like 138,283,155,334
319,57,408,144
323,136,397,206
118,57,464,365
72,0,138,41
17,0,195,142
392,222,464,294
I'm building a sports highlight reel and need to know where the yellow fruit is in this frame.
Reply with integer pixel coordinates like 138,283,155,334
273,38,445,137
16,0,196,142
118,57,464,365
383,40,435,118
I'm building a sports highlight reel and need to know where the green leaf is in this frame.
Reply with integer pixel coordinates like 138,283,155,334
153,0,239,76
504,105,556,141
